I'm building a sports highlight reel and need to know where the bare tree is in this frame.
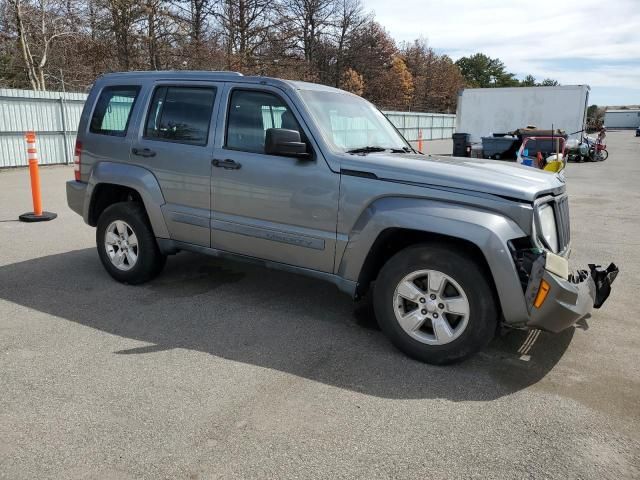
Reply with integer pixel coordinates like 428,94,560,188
105,0,142,70
140,0,182,70
285,0,334,75
185,0,214,65
8,0,74,90
332,0,366,86
215,0,275,71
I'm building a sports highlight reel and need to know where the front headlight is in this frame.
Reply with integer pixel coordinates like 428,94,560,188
537,203,558,252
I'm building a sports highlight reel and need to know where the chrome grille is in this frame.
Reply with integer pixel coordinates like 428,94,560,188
554,195,571,251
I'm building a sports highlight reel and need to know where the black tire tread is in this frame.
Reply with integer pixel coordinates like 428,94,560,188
96,202,165,285
373,243,498,365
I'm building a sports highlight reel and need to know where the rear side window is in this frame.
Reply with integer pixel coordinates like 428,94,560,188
90,86,140,136
144,86,216,145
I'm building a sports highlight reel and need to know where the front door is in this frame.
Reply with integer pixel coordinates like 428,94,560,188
130,82,222,247
210,85,339,273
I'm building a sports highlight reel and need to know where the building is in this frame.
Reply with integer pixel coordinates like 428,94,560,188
604,109,640,129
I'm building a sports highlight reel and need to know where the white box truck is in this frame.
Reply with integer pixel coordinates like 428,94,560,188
456,85,590,142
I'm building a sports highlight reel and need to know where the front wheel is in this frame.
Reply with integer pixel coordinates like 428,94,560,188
96,202,166,284
597,149,609,161
373,244,498,364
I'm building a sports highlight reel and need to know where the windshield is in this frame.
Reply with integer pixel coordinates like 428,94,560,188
299,90,410,153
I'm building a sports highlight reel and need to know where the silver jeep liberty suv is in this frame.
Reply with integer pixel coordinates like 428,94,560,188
66,71,617,364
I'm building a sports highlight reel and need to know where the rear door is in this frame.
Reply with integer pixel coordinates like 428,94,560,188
81,83,143,181
210,84,339,273
130,82,222,247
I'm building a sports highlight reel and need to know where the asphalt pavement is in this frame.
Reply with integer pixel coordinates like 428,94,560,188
0,133,638,479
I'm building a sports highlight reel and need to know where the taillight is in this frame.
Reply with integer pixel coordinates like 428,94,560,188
74,140,82,181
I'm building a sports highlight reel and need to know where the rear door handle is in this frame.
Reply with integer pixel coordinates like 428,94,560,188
131,147,156,158
212,159,241,170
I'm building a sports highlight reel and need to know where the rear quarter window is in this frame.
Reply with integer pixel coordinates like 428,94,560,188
89,86,140,136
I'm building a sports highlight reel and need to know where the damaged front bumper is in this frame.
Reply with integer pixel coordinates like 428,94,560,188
523,253,618,332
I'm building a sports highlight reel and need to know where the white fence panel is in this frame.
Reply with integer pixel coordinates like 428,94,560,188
383,111,456,143
0,88,87,167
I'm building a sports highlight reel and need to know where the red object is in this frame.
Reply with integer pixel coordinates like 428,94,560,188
417,129,423,153
74,140,82,181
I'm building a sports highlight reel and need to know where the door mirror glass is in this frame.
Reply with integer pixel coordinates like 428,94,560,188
265,128,308,157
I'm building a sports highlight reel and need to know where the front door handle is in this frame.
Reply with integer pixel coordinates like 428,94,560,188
131,147,156,158
212,159,242,170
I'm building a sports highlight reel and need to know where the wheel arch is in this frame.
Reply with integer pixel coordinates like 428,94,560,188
84,162,170,238
88,183,143,226
356,228,495,297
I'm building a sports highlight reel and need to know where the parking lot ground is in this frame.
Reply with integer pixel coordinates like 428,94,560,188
1,132,639,479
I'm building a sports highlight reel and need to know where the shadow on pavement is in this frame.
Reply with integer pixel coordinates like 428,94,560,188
0,248,575,400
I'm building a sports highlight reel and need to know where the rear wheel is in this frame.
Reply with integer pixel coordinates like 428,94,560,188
96,202,165,284
373,244,498,364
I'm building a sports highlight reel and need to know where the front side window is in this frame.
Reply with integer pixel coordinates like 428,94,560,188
90,86,140,136
299,90,409,152
144,86,216,145
226,90,301,154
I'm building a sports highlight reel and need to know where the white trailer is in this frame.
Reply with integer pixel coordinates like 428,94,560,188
604,109,640,129
456,85,590,142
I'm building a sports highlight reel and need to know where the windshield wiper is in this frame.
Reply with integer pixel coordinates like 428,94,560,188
346,146,387,154
346,146,409,154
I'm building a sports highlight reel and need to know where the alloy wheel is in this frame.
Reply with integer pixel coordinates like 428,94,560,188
393,269,470,345
104,220,139,271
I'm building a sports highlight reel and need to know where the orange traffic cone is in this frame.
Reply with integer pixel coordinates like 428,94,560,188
19,131,57,222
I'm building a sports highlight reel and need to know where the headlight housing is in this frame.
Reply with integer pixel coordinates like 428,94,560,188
537,203,559,252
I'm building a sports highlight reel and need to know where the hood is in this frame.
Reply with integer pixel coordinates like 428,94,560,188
340,153,565,202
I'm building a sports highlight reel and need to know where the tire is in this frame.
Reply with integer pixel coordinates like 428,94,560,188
96,202,166,284
373,244,498,364
598,149,608,161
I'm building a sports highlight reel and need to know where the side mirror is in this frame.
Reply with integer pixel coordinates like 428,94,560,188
265,128,309,158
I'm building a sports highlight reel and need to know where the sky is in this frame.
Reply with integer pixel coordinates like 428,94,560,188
365,0,640,106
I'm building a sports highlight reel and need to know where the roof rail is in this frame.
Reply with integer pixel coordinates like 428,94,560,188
102,70,244,76
168,70,244,76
